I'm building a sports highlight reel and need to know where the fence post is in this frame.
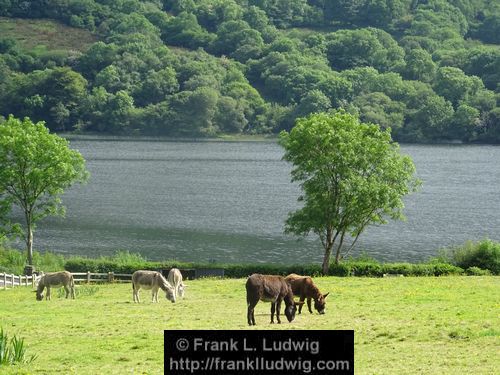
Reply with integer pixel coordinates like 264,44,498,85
86,271,91,284
108,272,114,283
3,273,6,290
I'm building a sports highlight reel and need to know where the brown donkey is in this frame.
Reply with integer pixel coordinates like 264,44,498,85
285,273,329,314
245,273,303,325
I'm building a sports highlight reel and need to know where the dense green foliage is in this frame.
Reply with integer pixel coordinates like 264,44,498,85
437,239,500,275
0,246,65,274
63,255,464,277
0,0,498,142
280,111,419,273
3,246,496,277
0,116,89,265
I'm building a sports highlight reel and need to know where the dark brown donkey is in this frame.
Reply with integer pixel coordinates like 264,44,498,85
285,273,329,314
246,273,302,325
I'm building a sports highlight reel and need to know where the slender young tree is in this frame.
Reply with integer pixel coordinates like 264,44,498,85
0,116,89,266
279,110,420,274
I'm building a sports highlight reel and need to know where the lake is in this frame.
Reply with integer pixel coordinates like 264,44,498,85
12,138,500,264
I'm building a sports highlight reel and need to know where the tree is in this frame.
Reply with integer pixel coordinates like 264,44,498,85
433,67,483,107
0,116,89,265
279,111,419,274
326,28,405,72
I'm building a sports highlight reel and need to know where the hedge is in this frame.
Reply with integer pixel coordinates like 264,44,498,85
64,258,465,278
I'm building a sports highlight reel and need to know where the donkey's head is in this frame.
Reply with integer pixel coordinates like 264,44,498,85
35,278,45,301
164,281,176,303
314,292,329,314
178,282,186,298
35,288,44,301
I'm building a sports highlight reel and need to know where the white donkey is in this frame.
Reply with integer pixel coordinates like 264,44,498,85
36,271,75,301
167,268,186,300
132,270,176,303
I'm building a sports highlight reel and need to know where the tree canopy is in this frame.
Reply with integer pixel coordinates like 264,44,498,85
279,111,420,274
0,0,498,142
0,116,89,265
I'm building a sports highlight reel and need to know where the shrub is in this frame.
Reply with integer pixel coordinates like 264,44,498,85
0,247,65,274
430,263,464,276
441,239,500,275
465,266,491,276
349,262,384,277
381,263,414,276
328,263,351,276
63,257,469,278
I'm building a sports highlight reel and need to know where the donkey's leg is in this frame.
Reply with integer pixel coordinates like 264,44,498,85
46,287,51,300
276,299,282,324
152,286,159,302
270,302,276,324
64,285,70,298
298,295,306,314
133,286,140,303
247,302,257,326
307,298,313,314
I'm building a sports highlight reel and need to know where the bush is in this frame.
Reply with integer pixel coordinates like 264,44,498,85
350,262,384,277
328,263,352,276
465,266,491,276
441,239,500,275
63,254,467,278
0,247,65,274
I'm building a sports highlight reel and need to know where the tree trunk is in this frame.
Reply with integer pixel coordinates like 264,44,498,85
26,224,33,266
321,227,335,275
24,209,33,266
335,248,341,264
321,246,331,275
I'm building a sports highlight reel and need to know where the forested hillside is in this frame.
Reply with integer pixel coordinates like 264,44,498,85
0,0,499,142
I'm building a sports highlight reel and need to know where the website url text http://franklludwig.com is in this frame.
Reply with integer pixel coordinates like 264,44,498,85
166,332,354,374
169,356,350,373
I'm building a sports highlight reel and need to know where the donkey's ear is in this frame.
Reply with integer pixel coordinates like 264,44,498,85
323,292,330,298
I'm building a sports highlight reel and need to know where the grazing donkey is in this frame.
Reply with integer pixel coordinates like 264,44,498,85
285,273,329,314
167,268,186,300
132,270,176,303
245,273,303,326
36,271,75,301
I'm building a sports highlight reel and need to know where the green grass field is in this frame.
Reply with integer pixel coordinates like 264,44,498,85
0,276,498,374
0,17,96,53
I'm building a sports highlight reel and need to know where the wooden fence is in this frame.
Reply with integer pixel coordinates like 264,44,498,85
1,268,224,290
0,273,37,289
0,272,132,290
71,272,132,284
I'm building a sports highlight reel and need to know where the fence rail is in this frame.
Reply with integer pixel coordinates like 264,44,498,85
0,272,132,290
1,267,223,290
72,272,132,284
0,273,36,289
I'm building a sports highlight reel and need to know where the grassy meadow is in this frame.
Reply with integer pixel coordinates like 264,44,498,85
0,276,498,374
0,17,96,53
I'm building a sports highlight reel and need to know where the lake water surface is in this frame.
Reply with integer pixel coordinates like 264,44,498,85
14,139,500,264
